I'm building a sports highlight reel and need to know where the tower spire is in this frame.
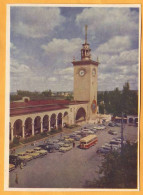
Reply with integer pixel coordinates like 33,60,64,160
85,25,88,44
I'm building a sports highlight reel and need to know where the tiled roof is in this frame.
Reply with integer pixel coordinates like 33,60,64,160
10,99,88,117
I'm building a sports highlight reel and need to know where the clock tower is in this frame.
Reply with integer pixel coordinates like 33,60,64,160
72,25,99,120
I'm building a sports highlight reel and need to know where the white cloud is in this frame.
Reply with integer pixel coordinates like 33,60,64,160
107,49,138,66
41,38,83,72
41,38,82,56
76,7,138,44
10,42,16,50
11,7,65,38
48,77,57,82
96,36,131,55
55,67,73,75
11,58,30,73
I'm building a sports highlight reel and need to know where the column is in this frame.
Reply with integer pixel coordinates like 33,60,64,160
32,123,34,136
48,120,51,131
22,125,25,138
55,117,58,129
61,117,64,128
40,122,43,133
11,126,14,142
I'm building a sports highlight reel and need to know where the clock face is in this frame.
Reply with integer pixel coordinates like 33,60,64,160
92,69,96,76
79,69,85,77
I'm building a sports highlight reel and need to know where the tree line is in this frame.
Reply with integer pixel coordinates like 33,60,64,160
10,90,73,101
98,82,138,116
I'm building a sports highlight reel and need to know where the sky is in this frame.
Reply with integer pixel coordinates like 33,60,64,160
10,6,140,92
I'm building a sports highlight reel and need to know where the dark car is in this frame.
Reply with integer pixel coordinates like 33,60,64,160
108,122,115,127
38,144,48,150
46,143,56,153
108,130,117,135
74,135,81,141
96,147,110,154
9,154,27,167
38,143,55,152
114,123,121,127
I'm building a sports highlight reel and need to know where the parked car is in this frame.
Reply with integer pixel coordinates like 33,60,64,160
45,143,56,153
75,130,82,135
63,135,70,139
17,152,33,161
108,130,117,135
38,144,48,150
64,138,75,143
80,132,88,137
109,140,121,148
108,122,115,127
34,147,47,156
17,152,33,162
74,135,81,141
96,147,110,154
53,139,59,143
104,143,112,148
58,142,65,147
51,143,60,150
59,144,72,153
93,129,97,133
9,164,15,172
69,133,77,138
26,149,41,159
114,123,121,127
114,137,126,144
96,126,103,130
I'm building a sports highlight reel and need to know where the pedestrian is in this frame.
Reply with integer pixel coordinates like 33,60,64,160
15,173,18,184
20,162,23,169
110,144,113,150
73,142,75,148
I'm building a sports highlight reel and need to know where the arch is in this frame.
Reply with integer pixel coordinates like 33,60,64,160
63,111,69,127
129,117,133,123
50,114,56,129
64,111,68,117
57,113,62,128
76,107,86,122
135,117,138,124
25,117,32,137
13,119,22,137
34,116,41,134
43,115,49,131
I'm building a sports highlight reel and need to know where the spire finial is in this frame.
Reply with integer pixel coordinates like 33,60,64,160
85,25,88,44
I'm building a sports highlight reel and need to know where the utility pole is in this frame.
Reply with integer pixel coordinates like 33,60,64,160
121,112,124,154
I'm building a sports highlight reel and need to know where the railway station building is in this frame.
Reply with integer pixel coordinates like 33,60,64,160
10,27,100,142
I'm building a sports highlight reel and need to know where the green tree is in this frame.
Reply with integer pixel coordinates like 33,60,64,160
42,90,52,97
65,94,73,101
84,142,137,188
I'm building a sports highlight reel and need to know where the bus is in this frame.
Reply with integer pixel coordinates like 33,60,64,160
80,135,98,149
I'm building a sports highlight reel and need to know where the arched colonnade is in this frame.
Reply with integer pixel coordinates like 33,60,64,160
10,111,69,142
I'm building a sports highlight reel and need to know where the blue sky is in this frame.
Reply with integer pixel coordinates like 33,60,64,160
10,6,140,92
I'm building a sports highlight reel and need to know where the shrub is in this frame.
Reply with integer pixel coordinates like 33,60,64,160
13,136,20,145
